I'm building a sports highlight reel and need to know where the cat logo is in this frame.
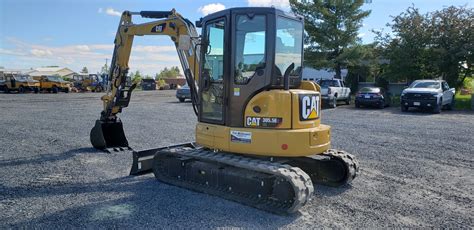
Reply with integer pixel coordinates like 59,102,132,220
299,94,320,121
245,116,282,127
246,117,261,127
151,23,166,33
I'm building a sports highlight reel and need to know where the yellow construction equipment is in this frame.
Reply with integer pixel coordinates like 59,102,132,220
90,8,359,214
33,75,71,93
72,74,108,92
0,72,40,93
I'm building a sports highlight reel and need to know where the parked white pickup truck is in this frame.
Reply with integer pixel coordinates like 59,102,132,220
317,79,351,108
400,80,455,113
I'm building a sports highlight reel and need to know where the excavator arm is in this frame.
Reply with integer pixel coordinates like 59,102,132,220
91,9,200,150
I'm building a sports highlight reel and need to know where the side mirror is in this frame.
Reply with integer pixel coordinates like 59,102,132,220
178,35,192,51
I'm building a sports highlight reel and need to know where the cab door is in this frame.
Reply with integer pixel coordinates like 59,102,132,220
442,81,453,105
10,76,16,88
341,81,347,98
199,18,227,124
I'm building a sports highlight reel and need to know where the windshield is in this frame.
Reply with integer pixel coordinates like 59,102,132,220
16,75,33,81
319,80,339,88
47,76,65,82
275,17,303,77
409,81,440,89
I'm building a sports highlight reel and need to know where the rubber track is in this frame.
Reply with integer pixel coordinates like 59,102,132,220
153,148,314,215
321,149,359,184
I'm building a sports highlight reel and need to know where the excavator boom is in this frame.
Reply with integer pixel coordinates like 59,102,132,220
90,9,200,151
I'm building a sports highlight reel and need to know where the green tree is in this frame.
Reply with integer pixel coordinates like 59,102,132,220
430,6,474,89
100,63,109,74
290,0,371,78
81,66,88,73
132,70,142,84
157,66,181,79
375,6,437,83
376,5,473,88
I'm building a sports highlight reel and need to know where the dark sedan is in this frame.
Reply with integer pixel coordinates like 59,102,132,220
176,84,191,102
355,87,391,109
141,79,156,90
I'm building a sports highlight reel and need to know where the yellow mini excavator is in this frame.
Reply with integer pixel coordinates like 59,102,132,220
90,7,359,214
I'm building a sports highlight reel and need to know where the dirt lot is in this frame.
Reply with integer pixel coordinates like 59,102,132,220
0,91,473,228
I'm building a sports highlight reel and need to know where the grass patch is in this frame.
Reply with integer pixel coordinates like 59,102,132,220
387,94,472,110
455,93,472,110
391,95,401,106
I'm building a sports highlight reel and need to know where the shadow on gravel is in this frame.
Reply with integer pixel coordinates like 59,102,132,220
4,176,301,228
316,184,353,197
387,107,474,116
0,147,100,167
321,104,353,110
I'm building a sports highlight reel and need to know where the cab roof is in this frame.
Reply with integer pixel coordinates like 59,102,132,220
200,7,302,24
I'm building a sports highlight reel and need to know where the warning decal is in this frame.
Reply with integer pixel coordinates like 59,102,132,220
230,130,252,144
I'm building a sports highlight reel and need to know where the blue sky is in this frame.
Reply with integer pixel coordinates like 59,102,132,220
0,0,471,75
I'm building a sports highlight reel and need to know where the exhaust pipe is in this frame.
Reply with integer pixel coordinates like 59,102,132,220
90,119,130,150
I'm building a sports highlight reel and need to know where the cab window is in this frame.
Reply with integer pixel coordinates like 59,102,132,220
275,17,303,77
442,82,450,91
234,14,266,85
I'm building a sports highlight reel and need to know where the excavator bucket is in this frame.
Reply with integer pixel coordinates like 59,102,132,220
90,119,129,151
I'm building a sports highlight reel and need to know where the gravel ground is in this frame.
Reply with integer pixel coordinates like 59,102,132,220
0,90,473,228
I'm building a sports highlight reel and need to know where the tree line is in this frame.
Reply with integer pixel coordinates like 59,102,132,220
290,0,473,90
130,66,181,84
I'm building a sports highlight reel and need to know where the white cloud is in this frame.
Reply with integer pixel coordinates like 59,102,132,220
89,44,114,50
198,3,226,16
0,38,181,75
0,48,26,56
247,0,290,10
75,45,90,52
105,8,121,17
358,33,366,38
30,49,53,57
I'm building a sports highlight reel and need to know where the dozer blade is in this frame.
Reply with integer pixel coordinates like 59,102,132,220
90,119,130,151
130,142,198,175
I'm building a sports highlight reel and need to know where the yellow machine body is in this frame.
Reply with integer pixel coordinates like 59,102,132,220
196,82,330,157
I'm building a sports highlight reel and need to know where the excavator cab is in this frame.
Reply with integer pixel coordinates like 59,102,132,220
198,8,304,126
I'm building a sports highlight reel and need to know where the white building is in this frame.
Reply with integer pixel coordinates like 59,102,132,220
27,67,76,78
302,67,348,82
